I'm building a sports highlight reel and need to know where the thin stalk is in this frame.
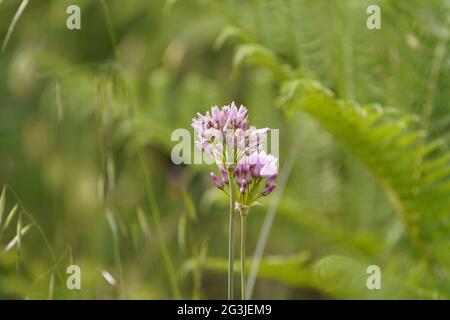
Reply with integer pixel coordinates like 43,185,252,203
138,150,181,299
246,133,302,298
227,168,235,300
2,0,29,53
240,212,246,300
112,230,124,299
99,0,120,60
421,26,449,133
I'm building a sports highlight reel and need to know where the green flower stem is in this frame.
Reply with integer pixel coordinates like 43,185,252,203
228,169,235,300
240,212,247,300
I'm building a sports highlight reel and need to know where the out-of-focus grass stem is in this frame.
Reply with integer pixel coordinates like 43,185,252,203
99,0,120,60
138,150,181,299
246,133,302,298
239,212,246,300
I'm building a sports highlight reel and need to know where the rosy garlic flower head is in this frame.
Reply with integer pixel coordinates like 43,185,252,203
192,103,278,213
192,103,269,166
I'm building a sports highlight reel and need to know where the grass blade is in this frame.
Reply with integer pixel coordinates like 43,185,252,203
2,0,30,52
101,270,117,286
177,214,187,254
16,212,22,250
182,189,197,221
0,186,5,228
3,223,32,254
48,273,55,300
136,206,151,240
1,204,18,235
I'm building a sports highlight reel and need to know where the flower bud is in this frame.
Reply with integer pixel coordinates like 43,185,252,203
262,181,276,196
220,166,229,184
210,172,224,190
235,165,243,184
240,180,248,194
244,164,252,183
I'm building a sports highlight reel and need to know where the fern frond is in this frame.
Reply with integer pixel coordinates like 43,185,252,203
277,78,450,268
232,43,295,80
220,31,450,284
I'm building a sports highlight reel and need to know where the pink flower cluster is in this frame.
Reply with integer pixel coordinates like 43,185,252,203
192,103,278,208
236,151,277,196
192,103,269,166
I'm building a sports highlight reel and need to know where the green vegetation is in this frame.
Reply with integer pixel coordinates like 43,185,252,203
0,0,449,299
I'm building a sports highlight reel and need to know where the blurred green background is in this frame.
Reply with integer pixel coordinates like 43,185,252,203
0,0,449,299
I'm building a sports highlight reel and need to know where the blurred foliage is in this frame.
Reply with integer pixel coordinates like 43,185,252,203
0,0,449,299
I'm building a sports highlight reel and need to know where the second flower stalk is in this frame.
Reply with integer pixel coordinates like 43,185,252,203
228,173,250,301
